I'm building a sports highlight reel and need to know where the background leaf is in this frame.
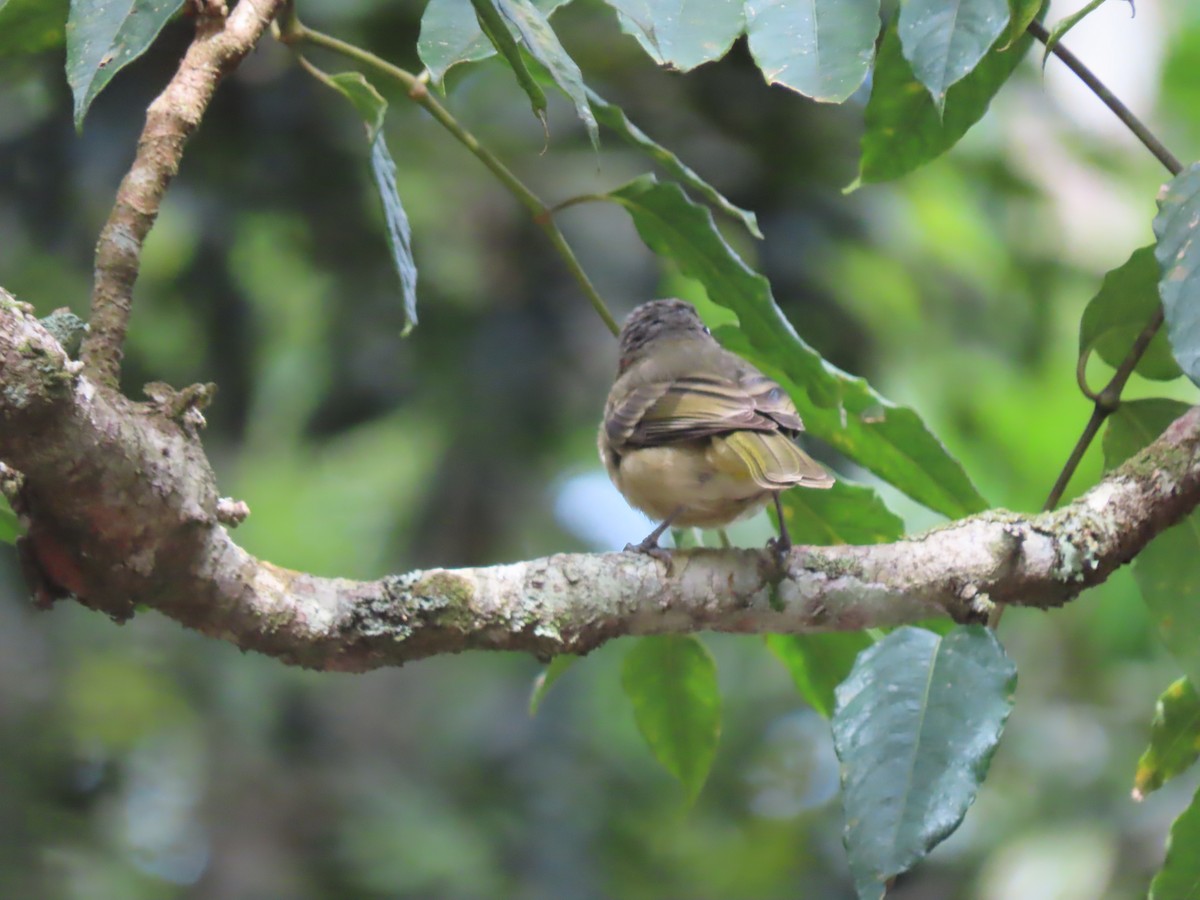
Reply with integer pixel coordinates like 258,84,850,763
65,0,183,129
1154,162,1200,388
603,0,744,71
833,626,1016,895
778,480,905,547
622,635,721,802
898,0,1010,110
417,0,571,84
767,632,873,718
529,655,578,715
0,0,68,57
1149,785,1200,900
1133,677,1200,801
0,497,19,544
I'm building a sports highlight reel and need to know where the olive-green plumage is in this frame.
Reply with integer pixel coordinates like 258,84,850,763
599,299,833,550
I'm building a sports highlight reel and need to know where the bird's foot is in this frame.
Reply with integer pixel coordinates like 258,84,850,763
766,535,792,575
624,539,674,570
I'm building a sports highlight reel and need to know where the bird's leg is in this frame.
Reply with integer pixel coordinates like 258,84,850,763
767,493,792,567
626,508,683,565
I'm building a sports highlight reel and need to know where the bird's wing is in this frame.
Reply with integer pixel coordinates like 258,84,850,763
715,431,834,490
625,373,795,445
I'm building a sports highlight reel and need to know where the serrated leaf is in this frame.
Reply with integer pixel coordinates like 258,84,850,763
529,655,579,715
858,21,1032,184
417,0,571,84
0,0,68,57
604,0,744,72
833,626,1016,895
622,635,721,801
328,72,387,138
469,0,548,122
606,175,987,518
767,632,873,718
369,135,419,336
1150,785,1200,900
744,0,881,103
0,496,20,544
1154,163,1200,388
1133,677,1200,801
898,0,1010,110
998,0,1043,50
1079,246,1182,382
65,0,183,129
587,89,761,238
1042,0,1118,65
1104,400,1200,687
779,479,906,547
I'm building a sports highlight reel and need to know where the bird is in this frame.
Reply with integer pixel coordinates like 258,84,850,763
598,298,834,556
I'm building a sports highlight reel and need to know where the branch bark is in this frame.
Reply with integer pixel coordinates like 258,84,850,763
3,297,1199,671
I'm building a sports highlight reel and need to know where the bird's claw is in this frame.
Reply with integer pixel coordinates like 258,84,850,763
624,540,674,569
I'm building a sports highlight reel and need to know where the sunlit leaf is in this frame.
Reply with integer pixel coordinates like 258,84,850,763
0,0,68,57
603,0,744,71
833,626,1016,896
622,635,721,802
767,632,873,718
417,0,571,85
529,655,578,715
1154,162,1200,388
744,0,881,103
1133,677,1200,801
66,0,184,129
898,0,1010,110
1149,784,1200,900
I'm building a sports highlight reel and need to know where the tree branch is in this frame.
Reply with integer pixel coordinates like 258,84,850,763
4,297,1199,670
80,0,290,388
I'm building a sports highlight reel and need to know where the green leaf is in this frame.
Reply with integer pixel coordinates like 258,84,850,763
529,655,579,715
328,72,387,139
1154,162,1200,388
1150,785,1200,900
603,0,744,71
469,0,548,123
1042,0,1117,65
65,0,183,130
0,0,68,57
832,626,1016,895
767,632,873,719
898,0,1010,110
370,136,420,337
858,21,1032,184
1079,246,1182,382
0,496,20,544
587,89,762,239
744,0,881,103
1133,677,1200,801
779,480,906,547
417,0,571,85
1104,400,1200,687
622,635,721,802
606,175,987,518
998,0,1043,50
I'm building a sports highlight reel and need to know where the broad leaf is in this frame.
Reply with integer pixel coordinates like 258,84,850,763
858,22,1032,184
606,175,987,518
744,0,881,103
328,72,387,138
1079,246,1181,382
1154,163,1200,388
1133,677,1200,801
898,0,1010,110
0,497,19,544
470,0,548,123
1104,400,1200,687
767,632,873,718
779,479,905,547
1149,785,1200,900
1042,0,1118,64
833,626,1016,896
417,0,571,85
587,89,761,238
529,655,579,715
66,0,183,129
0,0,68,57
999,0,1043,50
622,635,721,802
604,0,744,72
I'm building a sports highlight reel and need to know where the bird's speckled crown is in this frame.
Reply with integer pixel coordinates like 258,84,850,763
618,299,711,371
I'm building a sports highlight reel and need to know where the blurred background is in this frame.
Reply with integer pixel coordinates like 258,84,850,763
2,0,1199,896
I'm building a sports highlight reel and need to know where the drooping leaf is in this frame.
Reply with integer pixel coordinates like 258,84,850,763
603,0,744,72
744,0,881,103
1079,246,1182,382
0,497,20,544
1149,785,1200,900
529,655,579,715
606,175,987,518
416,0,571,85
832,626,1016,896
622,635,721,802
1042,0,1117,65
1154,162,1200,388
469,0,548,123
858,22,1032,184
767,632,873,719
328,72,387,138
65,0,184,129
1133,677,1200,801
898,0,1010,110
0,0,68,57
998,0,1043,50
779,479,906,547
1104,400,1200,687
587,89,762,238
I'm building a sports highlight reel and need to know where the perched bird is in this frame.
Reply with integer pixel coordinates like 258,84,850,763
599,298,834,555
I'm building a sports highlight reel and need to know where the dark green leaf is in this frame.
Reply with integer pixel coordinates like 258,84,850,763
622,635,721,802
469,0,548,123
744,0,881,103
1150,785,1200,900
0,0,68,57
417,0,570,85
833,626,1016,894
328,72,387,139
858,22,1032,184
779,480,906,547
1133,677,1200,801
1079,246,1182,382
587,89,761,238
529,655,579,715
1104,400,1200,687
65,0,183,130
998,0,1043,50
1154,162,1200,388
898,0,1010,110
606,175,987,518
1042,0,1117,65
604,0,744,71
0,496,20,544
766,632,873,718
369,135,420,336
